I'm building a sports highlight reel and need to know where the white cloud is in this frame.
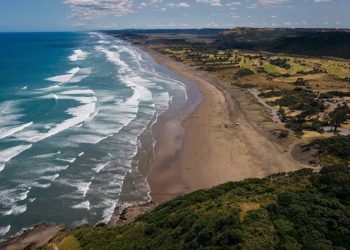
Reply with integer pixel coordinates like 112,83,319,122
168,2,190,7
258,0,288,5
247,0,288,9
226,1,241,6
64,0,134,19
314,0,331,2
196,0,222,7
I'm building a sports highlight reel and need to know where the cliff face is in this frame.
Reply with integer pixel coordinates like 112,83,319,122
42,165,350,250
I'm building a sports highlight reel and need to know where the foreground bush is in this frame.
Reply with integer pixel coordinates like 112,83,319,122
46,166,350,250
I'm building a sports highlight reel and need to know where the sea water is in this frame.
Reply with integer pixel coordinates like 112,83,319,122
0,32,187,239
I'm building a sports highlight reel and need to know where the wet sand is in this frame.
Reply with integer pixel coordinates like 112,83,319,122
147,49,306,203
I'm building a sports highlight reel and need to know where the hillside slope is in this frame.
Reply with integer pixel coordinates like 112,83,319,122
44,165,350,250
214,28,350,58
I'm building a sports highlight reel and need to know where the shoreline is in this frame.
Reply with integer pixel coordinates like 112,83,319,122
144,47,307,203
109,45,202,222
0,38,308,248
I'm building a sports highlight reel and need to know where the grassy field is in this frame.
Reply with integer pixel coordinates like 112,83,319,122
158,47,350,137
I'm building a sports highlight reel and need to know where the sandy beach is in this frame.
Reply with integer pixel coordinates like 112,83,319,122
147,49,306,203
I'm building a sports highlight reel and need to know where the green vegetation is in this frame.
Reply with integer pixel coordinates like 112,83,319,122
235,68,255,77
213,28,350,59
269,58,291,70
321,91,350,98
324,103,350,132
262,88,326,134
231,83,257,88
308,135,350,165
45,166,350,250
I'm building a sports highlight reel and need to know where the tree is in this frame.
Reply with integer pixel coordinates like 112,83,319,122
325,103,350,133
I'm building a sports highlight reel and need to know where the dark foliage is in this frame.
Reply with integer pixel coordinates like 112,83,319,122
310,135,350,161
269,58,291,70
56,165,350,250
235,68,255,77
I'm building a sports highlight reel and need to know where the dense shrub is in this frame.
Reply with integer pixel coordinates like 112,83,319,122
311,135,350,160
235,68,255,77
269,58,291,69
50,166,350,250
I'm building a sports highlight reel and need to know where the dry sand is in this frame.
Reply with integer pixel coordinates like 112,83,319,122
147,50,307,203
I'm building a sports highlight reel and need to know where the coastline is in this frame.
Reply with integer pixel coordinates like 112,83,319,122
0,37,308,248
143,47,307,203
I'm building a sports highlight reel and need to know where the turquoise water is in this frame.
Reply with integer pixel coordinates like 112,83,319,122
0,32,187,238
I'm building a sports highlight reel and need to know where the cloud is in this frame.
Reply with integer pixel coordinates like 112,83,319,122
226,1,241,6
168,2,190,7
247,0,288,9
314,0,331,2
196,0,222,7
64,0,134,19
258,0,288,5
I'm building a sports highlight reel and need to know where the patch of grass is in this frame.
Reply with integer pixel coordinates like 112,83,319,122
238,202,260,221
264,63,282,75
58,236,81,250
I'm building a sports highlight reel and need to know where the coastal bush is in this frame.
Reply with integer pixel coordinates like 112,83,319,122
293,78,309,86
269,58,291,70
231,82,257,88
47,165,350,250
235,68,255,77
309,135,350,164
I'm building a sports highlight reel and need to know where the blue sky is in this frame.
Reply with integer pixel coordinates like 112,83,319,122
0,0,349,31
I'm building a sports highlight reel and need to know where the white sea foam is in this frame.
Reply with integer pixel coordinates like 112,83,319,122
33,151,61,159
67,67,81,74
93,162,109,173
67,179,93,198
10,204,27,215
17,91,96,143
18,189,30,201
72,201,90,210
46,67,80,84
79,68,92,75
3,204,27,216
34,165,68,174
97,40,110,45
37,84,60,92
154,92,170,113
78,152,84,157
0,122,33,140
46,74,75,84
22,86,28,90
95,46,129,72
40,174,60,181
32,182,51,189
0,188,21,208
0,144,32,172
102,199,117,223
69,134,107,145
56,157,76,163
0,225,10,236
69,49,88,61
60,89,95,95
2,209,13,216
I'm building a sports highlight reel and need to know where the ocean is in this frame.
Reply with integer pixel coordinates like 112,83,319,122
0,32,188,239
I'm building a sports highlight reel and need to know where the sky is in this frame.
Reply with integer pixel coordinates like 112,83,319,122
0,0,349,31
